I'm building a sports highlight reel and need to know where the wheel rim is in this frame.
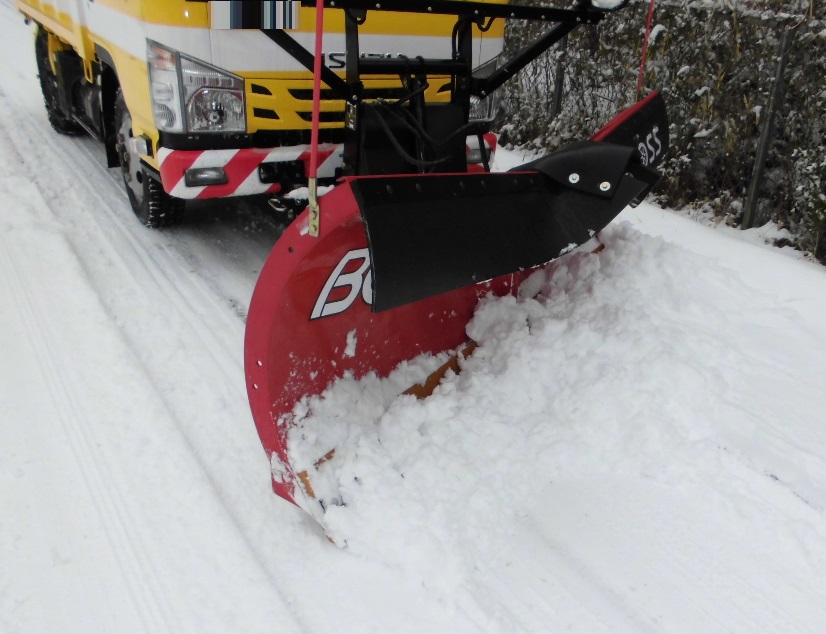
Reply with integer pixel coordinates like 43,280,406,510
116,111,143,205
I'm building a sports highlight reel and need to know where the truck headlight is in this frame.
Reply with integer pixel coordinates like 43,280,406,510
180,56,245,132
147,41,246,134
469,92,500,124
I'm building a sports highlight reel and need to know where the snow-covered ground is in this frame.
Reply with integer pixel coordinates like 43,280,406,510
3,4,826,633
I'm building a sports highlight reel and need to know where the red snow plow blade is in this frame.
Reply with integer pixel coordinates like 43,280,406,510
245,92,668,511
244,179,530,507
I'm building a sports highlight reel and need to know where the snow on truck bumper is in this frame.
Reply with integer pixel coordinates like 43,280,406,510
155,134,497,200
156,145,343,199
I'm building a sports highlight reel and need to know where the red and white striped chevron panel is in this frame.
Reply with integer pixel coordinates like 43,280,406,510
156,144,342,199
156,133,497,199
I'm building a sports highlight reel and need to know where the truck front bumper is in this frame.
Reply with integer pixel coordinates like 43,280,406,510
156,144,343,199
155,133,497,200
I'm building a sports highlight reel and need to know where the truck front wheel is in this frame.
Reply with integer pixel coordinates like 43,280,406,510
34,29,83,135
114,90,184,228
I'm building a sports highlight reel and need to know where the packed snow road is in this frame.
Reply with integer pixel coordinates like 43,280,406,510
3,3,826,633
0,5,475,633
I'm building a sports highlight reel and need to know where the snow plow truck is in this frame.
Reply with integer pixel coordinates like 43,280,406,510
19,0,668,522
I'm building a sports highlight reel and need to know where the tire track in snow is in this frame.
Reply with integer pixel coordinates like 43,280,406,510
0,17,313,631
0,39,247,477
66,130,274,324
495,479,826,634
465,517,663,634
0,237,180,634
68,133,259,333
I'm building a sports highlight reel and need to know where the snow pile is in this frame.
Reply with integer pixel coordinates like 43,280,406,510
670,204,807,260
591,0,627,9
289,220,826,604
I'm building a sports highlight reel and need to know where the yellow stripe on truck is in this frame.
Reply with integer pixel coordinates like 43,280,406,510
92,0,208,27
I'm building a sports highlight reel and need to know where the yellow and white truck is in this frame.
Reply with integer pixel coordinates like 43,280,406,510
16,0,505,226
16,0,667,522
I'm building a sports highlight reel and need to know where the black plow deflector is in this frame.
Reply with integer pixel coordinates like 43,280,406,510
358,90,668,313
355,146,659,313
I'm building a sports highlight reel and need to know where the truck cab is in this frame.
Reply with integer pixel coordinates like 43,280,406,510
18,0,505,226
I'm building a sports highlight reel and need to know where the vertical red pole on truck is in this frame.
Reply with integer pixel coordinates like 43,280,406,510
308,2,325,237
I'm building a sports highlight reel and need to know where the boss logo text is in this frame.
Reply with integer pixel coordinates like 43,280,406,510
311,249,373,319
638,125,663,166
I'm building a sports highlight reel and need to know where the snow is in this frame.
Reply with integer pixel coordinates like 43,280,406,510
288,216,826,629
648,23,667,43
3,3,826,633
591,0,627,10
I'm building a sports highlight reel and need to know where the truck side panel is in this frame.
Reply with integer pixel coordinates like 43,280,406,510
16,0,87,55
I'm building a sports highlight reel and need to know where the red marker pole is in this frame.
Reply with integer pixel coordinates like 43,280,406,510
637,0,656,96
308,2,325,237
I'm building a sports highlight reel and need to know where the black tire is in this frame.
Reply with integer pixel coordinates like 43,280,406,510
34,28,84,135
114,89,184,228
